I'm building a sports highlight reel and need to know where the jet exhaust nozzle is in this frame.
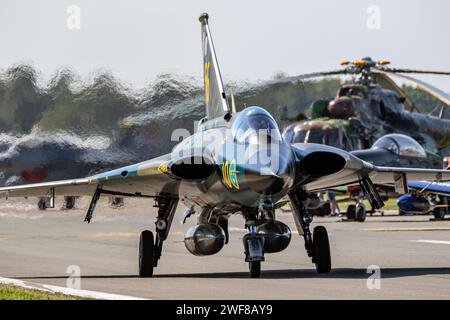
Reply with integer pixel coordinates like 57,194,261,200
184,223,226,256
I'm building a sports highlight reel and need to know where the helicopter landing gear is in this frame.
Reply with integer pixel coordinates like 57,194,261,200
289,190,332,273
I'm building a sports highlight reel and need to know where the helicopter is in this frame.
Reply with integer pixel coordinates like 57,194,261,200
282,57,450,153
282,57,450,220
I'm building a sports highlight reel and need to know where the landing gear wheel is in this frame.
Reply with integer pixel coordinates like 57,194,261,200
38,198,47,210
139,230,154,277
249,261,261,278
64,196,76,209
313,226,331,273
433,208,446,220
356,203,366,222
346,205,356,220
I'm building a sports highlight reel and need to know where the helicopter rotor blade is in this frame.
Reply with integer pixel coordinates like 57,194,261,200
380,67,450,76
272,69,348,84
384,72,450,107
371,71,416,111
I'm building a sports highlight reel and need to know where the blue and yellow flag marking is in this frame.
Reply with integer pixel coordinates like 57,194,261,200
222,160,240,190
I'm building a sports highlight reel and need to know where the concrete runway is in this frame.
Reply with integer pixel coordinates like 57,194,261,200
1,197,450,299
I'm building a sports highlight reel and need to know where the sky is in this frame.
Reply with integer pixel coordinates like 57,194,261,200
0,0,449,92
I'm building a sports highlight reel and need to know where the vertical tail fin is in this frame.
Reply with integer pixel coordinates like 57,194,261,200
230,90,237,113
199,13,230,119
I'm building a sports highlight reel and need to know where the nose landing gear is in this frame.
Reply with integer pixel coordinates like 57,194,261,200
243,230,265,278
242,202,272,278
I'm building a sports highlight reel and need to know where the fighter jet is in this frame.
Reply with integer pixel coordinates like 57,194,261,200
1,14,449,278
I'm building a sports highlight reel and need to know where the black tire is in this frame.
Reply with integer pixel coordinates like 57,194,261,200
313,226,331,273
346,205,356,220
139,230,154,277
249,261,261,278
38,198,47,210
356,203,366,222
433,208,446,220
65,196,76,209
433,196,448,220
111,197,125,207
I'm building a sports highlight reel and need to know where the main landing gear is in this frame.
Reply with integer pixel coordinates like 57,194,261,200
346,201,367,222
82,186,178,278
138,194,178,277
139,230,155,277
288,190,331,274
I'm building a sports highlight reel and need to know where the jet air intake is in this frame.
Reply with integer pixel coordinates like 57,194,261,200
168,154,215,181
302,151,347,176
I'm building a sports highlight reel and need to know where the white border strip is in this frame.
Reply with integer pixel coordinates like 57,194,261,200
0,277,147,300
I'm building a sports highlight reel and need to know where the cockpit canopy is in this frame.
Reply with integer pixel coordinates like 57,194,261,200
337,85,367,99
232,107,282,144
372,134,427,158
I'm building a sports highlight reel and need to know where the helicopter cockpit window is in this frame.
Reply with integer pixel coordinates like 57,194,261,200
293,130,307,144
305,129,324,144
338,86,365,99
338,87,350,97
232,107,282,144
292,128,342,148
372,134,426,158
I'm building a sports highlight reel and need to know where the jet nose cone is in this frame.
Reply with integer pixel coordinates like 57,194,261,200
243,146,294,194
